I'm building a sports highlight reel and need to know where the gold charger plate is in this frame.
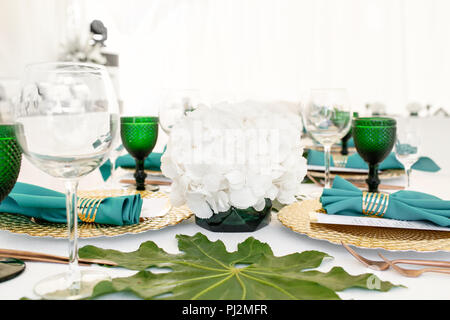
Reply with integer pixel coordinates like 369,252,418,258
307,169,404,181
0,189,193,238
278,199,450,252
306,144,356,154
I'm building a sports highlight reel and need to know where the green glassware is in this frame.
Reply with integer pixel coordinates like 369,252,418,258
120,116,159,191
352,117,396,192
0,124,22,203
195,199,272,232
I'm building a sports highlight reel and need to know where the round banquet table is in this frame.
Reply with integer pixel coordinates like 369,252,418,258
1,117,450,300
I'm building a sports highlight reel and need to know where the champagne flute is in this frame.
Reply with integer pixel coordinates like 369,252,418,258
302,88,352,188
15,62,119,299
120,116,159,191
395,130,421,190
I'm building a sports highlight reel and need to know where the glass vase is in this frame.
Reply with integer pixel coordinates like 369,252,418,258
195,199,272,232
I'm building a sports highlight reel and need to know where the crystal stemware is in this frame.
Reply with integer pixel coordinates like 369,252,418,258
302,88,352,188
15,62,119,299
120,116,159,191
158,89,205,135
352,117,397,192
394,129,421,190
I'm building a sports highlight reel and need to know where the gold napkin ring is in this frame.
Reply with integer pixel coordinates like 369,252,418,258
362,192,389,218
78,197,104,223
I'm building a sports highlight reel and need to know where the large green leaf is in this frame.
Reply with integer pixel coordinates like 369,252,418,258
79,233,400,300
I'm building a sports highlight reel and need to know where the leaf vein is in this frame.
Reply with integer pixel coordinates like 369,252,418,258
191,273,235,300
240,272,297,300
186,238,230,269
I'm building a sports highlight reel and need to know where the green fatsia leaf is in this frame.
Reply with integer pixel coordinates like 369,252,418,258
79,232,400,300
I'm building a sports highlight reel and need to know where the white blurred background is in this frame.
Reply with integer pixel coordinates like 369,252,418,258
2,0,450,117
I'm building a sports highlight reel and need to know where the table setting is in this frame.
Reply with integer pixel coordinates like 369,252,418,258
0,63,449,301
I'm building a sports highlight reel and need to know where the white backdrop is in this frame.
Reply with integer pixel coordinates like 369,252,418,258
1,0,450,116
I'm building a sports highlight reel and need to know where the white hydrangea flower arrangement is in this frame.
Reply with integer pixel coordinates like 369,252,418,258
161,101,307,219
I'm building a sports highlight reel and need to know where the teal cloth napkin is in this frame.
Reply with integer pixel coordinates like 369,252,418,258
0,182,143,226
100,152,163,181
307,149,440,172
321,176,450,227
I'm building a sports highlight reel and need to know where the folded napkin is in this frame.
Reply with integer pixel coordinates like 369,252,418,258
100,152,163,181
0,182,143,226
321,176,450,227
307,149,440,172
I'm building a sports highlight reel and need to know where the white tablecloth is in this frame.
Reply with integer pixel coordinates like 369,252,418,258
1,117,449,300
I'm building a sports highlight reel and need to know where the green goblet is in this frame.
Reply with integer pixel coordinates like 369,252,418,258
352,117,396,192
0,124,22,203
120,116,159,191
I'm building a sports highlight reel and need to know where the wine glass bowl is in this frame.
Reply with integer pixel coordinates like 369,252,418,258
158,89,205,135
120,116,159,191
0,124,22,203
352,117,397,192
395,128,421,190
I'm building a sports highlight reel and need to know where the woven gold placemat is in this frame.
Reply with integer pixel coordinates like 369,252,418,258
0,189,193,238
278,199,450,252
305,145,357,154
307,169,404,181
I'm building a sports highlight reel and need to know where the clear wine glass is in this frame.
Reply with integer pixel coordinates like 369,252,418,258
302,88,352,188
158,89,206,134
15,62,119,299
395,130,421,190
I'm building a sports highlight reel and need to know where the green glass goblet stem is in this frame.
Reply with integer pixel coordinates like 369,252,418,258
352,117,396,193
134,159,147,191
340,131,351,156
120,117,159,191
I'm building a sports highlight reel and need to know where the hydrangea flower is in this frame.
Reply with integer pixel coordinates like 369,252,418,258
161,101,307,219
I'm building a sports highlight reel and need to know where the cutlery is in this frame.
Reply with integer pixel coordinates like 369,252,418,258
341,242,450,271
0,249,117,266
378,253,450,277
0,253,91,266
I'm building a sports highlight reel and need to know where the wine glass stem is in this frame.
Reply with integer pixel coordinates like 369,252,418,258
64,179,81,291
405,166,412,190
323,144,332,188
107,155,117,185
